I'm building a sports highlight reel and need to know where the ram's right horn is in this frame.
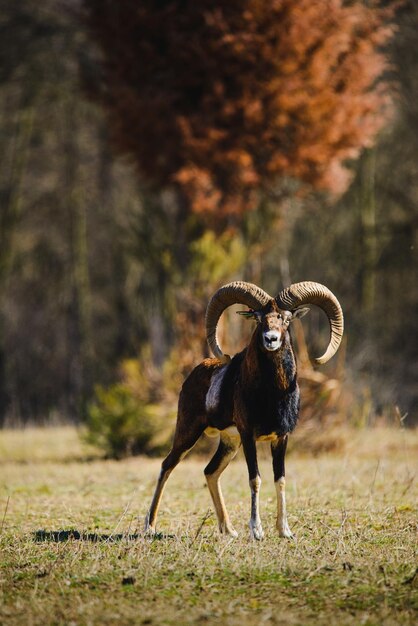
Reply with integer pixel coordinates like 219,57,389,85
206,281,272,361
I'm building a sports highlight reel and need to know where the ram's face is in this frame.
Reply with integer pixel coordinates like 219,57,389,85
238,300,309,353
256,301,292,352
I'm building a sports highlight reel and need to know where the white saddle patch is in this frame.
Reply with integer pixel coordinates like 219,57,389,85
205,365,228,413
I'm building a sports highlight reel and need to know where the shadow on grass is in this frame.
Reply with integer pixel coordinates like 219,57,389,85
33,529,174,543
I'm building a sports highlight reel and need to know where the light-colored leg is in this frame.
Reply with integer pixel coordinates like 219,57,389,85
249,475,264,540
144,424,204,534
144,465,174,534
204,433,241,537
144,451,182,534
241,435,264,540
275,476,293,538
271,435,293,538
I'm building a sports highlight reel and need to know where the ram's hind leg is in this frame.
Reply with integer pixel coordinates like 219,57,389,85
144,421,204,535
204,430,241,538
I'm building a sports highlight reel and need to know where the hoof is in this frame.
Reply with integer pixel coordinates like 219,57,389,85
249,521,264,541
143,515,156,537
220,525,239,539
277,522,294,539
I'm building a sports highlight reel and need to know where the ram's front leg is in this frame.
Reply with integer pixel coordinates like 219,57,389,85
242,434,264,540
204,431,241,538
271,435,293,538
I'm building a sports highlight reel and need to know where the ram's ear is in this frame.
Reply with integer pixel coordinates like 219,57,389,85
291,307,310,321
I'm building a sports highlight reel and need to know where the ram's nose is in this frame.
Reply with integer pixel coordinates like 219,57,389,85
263,331,281,351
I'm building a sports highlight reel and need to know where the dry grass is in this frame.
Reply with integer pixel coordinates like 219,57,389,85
0,426,101,464
0,425,417,625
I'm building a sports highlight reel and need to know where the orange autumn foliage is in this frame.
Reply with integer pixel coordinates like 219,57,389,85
85,0,395,215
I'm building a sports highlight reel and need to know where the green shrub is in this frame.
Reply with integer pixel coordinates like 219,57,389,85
84,359,175,459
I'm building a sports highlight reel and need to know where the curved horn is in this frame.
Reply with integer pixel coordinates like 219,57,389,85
276,281,344,365
206,281,272,361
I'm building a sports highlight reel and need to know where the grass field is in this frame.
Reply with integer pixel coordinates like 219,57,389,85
0,425,417,625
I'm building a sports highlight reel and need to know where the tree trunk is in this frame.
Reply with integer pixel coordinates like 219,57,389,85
0,105,35,424
359,149,378,314
64,99,94,420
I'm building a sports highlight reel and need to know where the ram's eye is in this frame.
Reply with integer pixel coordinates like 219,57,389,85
237,310,255,319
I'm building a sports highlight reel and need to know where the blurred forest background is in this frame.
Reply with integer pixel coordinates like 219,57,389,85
0,0,417,447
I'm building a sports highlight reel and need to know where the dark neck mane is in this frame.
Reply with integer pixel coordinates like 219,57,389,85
243,329,297,392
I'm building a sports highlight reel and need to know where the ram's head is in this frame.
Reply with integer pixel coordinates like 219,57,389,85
206,281,344,364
